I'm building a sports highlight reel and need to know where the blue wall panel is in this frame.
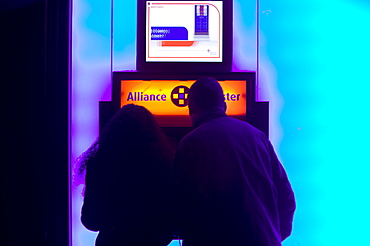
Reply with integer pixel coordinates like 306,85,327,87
71,0,370,245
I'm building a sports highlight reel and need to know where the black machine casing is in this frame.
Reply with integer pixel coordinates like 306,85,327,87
136,0,233,72
100,71,269,142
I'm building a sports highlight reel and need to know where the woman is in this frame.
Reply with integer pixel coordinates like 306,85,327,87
78,104,176,246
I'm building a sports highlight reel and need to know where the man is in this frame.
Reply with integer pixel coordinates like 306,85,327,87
175,77,296,246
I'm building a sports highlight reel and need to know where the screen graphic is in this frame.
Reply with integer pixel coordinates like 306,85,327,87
121,80,246,127
146,1,223,62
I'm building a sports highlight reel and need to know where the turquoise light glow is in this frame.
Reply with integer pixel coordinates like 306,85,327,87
260,1,370,245
112,0,137,70
71,0,370,245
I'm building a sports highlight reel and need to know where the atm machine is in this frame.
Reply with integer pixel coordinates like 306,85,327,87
100,0,269,139
99,0,268,243
100,71,268,144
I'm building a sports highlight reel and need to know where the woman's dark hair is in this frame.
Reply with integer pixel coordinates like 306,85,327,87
75,104,174,190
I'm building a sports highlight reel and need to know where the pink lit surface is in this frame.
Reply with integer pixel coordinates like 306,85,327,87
71,0,112,245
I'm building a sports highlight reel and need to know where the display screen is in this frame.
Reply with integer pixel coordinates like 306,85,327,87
121,80,246,127
146,1,223,62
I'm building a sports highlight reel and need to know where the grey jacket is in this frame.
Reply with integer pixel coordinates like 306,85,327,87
175,109,296,246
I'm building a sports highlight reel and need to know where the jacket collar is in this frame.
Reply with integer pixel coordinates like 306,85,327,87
193,107,227,128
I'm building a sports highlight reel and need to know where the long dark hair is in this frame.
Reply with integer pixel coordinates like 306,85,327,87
75,104,174,192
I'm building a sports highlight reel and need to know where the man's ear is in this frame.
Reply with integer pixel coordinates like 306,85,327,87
223,102,227,112
188,100,198,116
188,102,193,115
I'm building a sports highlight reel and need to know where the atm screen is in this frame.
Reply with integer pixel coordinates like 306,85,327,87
146,1,223,62
120,80,246,127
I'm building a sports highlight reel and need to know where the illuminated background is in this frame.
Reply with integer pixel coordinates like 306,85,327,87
71,0,370,245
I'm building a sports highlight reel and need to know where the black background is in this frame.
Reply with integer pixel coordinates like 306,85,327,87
0,0,69,245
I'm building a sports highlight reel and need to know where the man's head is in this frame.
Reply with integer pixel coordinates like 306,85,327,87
188,77,226,125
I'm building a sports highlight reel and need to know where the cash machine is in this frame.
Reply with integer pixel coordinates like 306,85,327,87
100,0,269,140
100,71,268,144
97,0,269,244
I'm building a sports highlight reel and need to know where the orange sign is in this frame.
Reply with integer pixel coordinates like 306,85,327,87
121,80,247,127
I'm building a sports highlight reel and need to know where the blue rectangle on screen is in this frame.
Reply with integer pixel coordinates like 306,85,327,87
151,27,188,40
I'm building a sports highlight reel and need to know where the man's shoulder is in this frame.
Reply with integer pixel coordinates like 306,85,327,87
202,116,264,135
181,116,265,145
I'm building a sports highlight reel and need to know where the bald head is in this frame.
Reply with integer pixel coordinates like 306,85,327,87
188,77,226,125
189,77,225,111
